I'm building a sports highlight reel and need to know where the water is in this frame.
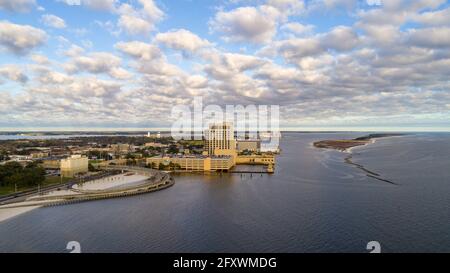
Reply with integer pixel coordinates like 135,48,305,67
1,133,450,253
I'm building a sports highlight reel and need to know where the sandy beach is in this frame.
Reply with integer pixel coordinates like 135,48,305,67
0,206,40,223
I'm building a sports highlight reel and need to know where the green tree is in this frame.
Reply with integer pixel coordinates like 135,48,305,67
88,163,96,172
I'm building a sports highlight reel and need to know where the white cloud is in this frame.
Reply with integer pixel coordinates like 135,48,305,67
321,26,360,51
407,27,450,48
60,0,117,11
0,21,47,55
63,44,85,57
117,15,153,36
2,0,450,129
115,41,161,60
414,8,450,26
156,29,212,53
82,0,117,11
186,75,208,89
41,14,67,29
117,0,164,35
281,22,315,35
30,54,50,65
65,52,131,79
0,65,28,83
209,6,281,44
0,0,35,13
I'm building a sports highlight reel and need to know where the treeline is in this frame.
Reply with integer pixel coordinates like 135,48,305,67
0,150,9,161
0,161,46,188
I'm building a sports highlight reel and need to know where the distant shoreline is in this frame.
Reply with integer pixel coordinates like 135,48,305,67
313,134,405,185
313,133,405,152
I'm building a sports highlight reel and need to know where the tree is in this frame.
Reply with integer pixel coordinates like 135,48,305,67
0,150,9,161
167,145,179,154
0,161,45,188
88,163,96,172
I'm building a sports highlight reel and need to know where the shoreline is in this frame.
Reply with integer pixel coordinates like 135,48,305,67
314,134,403,185
0,206,41,223
313,133,405,152
0,167,175,223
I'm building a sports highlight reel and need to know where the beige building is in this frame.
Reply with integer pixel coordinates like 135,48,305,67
31,152,49,159
236,140,260,152
204,123,235,154
110,144,132,155
42,159,61,169
204,122,237,164
236,155,275,165
60,155,88,177
236,155,275,173
146,122,275,173
146,156,234,171
144,142,168,148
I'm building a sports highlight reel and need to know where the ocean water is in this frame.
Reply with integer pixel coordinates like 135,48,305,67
0,132,449,253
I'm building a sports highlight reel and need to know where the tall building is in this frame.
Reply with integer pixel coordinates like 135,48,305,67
204,122,235,155
60,155,88,178
204,122,237,165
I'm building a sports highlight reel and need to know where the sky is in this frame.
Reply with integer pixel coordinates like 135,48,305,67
0,0,449,131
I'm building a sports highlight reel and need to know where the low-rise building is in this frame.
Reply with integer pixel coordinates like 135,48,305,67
42,158,61,169
146,155,234,171
144,142,168,148
236,154,275,165
60,155,88,177
110,144,133,156
236,140,260,152
31,152,49,159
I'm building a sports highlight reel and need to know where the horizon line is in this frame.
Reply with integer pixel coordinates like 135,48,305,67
0,127,449,133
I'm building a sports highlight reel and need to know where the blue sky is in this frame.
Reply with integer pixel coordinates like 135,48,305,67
0,0,450,131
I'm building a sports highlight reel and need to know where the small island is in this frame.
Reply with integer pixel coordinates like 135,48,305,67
313,133,404,152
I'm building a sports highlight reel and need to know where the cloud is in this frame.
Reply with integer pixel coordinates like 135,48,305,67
2,0,450,129
30,54,50,65
82,0,117,11
185,75,208,89
413,8,450,26
0,0,35,13
117,15,154,36
65,52,131,79
59,0,117,11
117,0,164,35
63,44,85,57
41,14,67,29
281,22,315,35
407,27,450,48
115,41,161,60
0,21,47,55
209,0,307,44
209,6,281,44
155,29,212,54
0,65,29,83
321,26,360,51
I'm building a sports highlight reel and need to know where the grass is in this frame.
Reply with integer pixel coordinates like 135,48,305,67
43,176,72,186
0,176,72,197
0,185,15,196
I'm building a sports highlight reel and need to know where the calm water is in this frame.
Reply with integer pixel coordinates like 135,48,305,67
1,133,450,253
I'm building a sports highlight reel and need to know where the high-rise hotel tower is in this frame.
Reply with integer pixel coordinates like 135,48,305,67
204,122,237,162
